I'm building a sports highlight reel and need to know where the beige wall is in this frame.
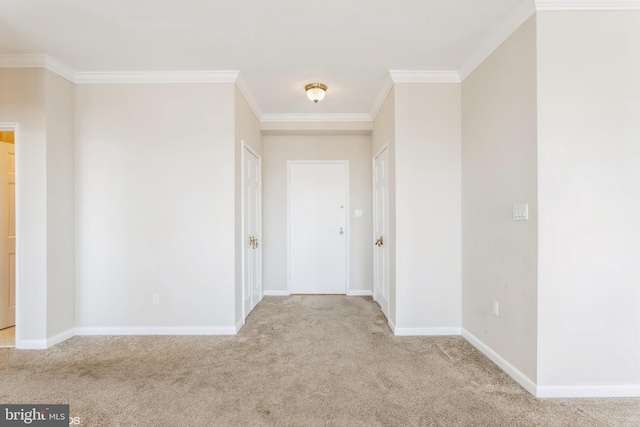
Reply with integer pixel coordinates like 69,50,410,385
371,89,396,325
394,83,462,333
45,70,76,338
262,135,372,294
0,68,48,346
75,82,237,331
461,15,538,383
234,86,262,327
537,11,640,390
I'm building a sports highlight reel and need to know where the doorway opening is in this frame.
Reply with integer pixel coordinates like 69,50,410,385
0,126,16,348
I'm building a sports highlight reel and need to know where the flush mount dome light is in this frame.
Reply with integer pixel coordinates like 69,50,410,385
305,83,327,103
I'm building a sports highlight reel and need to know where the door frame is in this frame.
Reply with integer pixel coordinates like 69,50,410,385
241,141,262,321
0,122,19,345
286,160,350,295
372,143,389,316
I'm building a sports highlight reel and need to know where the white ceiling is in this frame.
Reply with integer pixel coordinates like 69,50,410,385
0,0,527,116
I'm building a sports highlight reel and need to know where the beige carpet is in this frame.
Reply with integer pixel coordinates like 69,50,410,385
0,296,638,426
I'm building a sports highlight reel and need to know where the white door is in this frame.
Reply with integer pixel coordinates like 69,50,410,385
0,141,15,329
373,148,389,319
289,162,347,294
243,146,262,319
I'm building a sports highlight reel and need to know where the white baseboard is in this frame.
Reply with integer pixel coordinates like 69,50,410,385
347,290,372,296
75,326,237,336
394,327,462,336
16,339,48,350
387,318,396,332
47,328,76,348
537,384,640,398
235,319,244,333
263,290,290,296
462,328,537,396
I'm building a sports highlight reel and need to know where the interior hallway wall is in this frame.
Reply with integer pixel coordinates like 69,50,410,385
75,82,237,332
262,135,372,295
461,16,538,383
394,82,462,334
45,70,76,340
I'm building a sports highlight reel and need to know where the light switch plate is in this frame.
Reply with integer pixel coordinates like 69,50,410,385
354,209,363,217
513,204,529,221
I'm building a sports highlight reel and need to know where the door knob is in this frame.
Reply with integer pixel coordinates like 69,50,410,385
339,227,344,235
375,236,383,247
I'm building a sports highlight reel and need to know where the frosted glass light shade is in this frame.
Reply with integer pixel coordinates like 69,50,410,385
305,83,327,103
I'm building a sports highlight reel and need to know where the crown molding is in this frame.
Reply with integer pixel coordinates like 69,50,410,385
458,0,536,81
235,75,263,120
535,0,640,10
260,113,372,122
389,70,461,83
369,73,394,121
74,70,239,84
0,54,76,82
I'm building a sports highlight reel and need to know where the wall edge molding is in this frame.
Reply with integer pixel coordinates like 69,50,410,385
535,0,640,10
389,70,461,83
75,70,240,84
235,319,244,334
236,75,263,120
15,339,48,350
537,384,640,398
346,290,373,296
458,0,537,81
394,327,462,336
260,113,372,123
369,73,394,121
462,328,537,396
75,326,237,335
46,328,76,348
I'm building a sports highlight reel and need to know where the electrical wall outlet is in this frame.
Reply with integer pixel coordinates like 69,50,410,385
492,300,499,316
153,293,160,305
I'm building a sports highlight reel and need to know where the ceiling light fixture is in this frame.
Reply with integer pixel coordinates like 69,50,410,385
305,83,327,103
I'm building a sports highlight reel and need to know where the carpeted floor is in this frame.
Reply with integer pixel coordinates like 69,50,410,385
0,296,638,426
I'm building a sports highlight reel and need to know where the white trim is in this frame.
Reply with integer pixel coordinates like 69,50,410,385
75,326,237,335
46,328,76,348
261,113,372,123
387,318,396,333
458,0,536,81
394,327,462,336
462,328,537,396
389,70,461,83
236,75,263,120
44,56,77,82
536,384,640,398
235,319,244,334
0,54,76,82
74,70,239,84
16,339,48,350
369,73,395,121
346,290,373,296
264,290,291,296
287,160,350,295
535,0,640,10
